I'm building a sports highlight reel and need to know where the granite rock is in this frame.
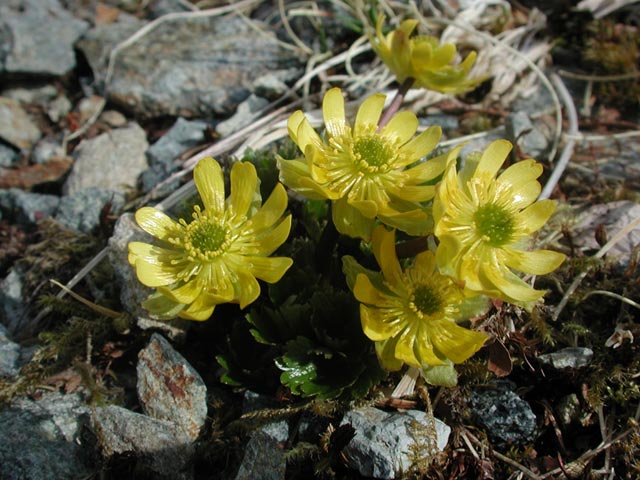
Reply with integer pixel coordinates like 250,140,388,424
0,0,89,77
137,333,208,440
0,392,94,480
63,123,149,196
340,406,451,479
103,15,300,118
0,96,42,150
470,381,537,447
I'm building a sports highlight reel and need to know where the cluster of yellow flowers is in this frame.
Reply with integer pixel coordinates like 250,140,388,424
127,16,565,381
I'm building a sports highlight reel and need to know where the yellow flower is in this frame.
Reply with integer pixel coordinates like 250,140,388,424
370,15,483,93
278,87,445,239
349,226,488,370
433,140,566,307
128,157,293,321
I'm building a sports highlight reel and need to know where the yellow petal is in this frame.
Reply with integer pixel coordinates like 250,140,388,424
398,126,442,166
322,88,347,138
353,273,388,306
255,215,292,255
179,305,214,321
428,320,487,364
128,242,182,266
381,111,418,145
375,337,404,371
406,150,448,183
431,43,457,68
360,304,405,341
246,256,293,283
348,198,379,219
372,226,404,289
194,157,225,215
235,270,261,309
414,325,447,366
277,157,329,201
178,292,218,321
479,259,545,303
294,115,323,153
354,93,386,136
287,110,306,143
497,159,542,191
473,139,512,182
158,279,203,304
228,161,258,219
142,292,185,319
377,208,431,237
516,199,556,234
412,250,437,276
394,326,421,367
387,184,436,203
250,183,288,232
504,248,566,275
133,259,184,287
135,207,181,241
331,197,375,240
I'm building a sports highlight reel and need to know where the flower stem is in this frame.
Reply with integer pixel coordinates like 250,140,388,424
377,77,415,130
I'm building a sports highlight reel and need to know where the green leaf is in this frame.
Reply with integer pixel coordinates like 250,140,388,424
421,363,458,387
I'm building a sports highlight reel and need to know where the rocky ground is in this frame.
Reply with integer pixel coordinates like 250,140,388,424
1,1,640,479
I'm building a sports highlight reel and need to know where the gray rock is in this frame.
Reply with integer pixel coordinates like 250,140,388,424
253,73,291,100
46,94,73,123
234,427,288,480
141,117,208,193
31,139,66,164
55,187,124,234
216,94,269,137
2,84,59,106
0,322,20,377
137,333,207,440
420,114,459,133
0,0,89,77
149,0,195,18
0,188,60,226
104,15,300,118
108,213,190,339
470,382,536,446
99,110,128,128
505,111,550,159
0,267,27,335
569,201,640,266
340,406,451,479
538,347,594,370
92,404,194,480
0,392,93,480
0,142,19,167
0,96,42,150
64,123,149,196
76,14,145,86
235,390,288,480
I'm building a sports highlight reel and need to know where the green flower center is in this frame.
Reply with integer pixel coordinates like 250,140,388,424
411,285,442,316
353,136,393,172
474,203,515,247
185,218,230,260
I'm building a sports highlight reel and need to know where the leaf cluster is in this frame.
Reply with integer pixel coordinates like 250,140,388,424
217,210,386,400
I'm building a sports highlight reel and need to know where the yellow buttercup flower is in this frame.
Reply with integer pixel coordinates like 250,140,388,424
277,87,445,239
349,226,488,370
433,140,566,307
370,15,483,93
128,157,293,321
